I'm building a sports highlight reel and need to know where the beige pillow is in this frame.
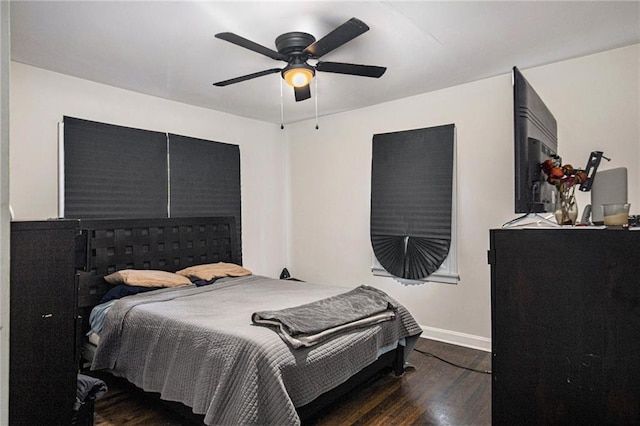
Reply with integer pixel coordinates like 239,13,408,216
104,269,192,288
176,262,252,281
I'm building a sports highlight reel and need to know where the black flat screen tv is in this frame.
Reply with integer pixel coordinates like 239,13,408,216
513,66,558,214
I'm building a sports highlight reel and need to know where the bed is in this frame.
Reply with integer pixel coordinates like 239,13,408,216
76,216,422,425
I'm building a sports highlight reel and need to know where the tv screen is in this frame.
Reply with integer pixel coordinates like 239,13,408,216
513,66,558,214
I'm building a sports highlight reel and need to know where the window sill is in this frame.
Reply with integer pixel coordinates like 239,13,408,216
371,265,459,285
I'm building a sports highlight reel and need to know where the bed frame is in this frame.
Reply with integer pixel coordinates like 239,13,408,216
76,216,239,308
75,216,405,424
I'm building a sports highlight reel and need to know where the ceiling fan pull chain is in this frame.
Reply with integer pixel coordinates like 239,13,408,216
314,77,319,130
280,78,285,129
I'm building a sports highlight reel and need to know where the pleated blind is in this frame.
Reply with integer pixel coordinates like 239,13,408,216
370,124,454,280
63,119,242,264
64,116,168,218
168,134,242,262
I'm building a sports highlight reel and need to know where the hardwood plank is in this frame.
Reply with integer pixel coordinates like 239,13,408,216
93,338,491,425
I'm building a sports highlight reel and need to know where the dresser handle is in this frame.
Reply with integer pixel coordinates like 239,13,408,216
42,313,53,318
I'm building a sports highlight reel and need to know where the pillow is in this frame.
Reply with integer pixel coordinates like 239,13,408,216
104,269,192,288
99,284,161,304
176,262,252,281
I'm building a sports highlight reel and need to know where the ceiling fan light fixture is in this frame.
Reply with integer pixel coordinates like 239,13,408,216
282,64,315,88
214,18,385,103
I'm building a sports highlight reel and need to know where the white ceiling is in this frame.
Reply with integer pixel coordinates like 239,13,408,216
10,1,640,125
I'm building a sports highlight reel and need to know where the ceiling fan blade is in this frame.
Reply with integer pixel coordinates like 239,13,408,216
304,17,369,58
316,61,386,78
294,85,311,102
215,32,285,61
213,68,282,87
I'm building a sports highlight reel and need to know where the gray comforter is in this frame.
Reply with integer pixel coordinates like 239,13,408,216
91,275,422,425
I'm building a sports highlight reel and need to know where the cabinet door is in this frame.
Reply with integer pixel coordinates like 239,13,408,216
10,221,79,425
490,229,640,425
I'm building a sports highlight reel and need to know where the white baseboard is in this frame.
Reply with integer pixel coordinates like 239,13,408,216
419,325,491,352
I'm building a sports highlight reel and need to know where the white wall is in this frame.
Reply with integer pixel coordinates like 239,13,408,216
285,44,640,350
526,45,640,213
1,1,11,422
9,45,640,351
9,62,288,277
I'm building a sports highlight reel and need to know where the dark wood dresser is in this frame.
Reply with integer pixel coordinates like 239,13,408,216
489,228,640,425
10,220,83,425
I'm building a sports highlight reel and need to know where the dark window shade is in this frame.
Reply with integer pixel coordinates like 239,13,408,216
371,124,454,280
168,134,242,263
64,116,168,218
63,118,243,263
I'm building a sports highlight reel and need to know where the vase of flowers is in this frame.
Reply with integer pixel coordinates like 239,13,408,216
541,158,588,225
554,193,579,225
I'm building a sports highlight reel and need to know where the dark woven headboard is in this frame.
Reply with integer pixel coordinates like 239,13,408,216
76,216,239,308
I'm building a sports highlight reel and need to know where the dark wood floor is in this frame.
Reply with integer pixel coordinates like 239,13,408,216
93,338,491,425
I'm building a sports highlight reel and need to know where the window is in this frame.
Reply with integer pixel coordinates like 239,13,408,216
62,116,168,218
60,116,242,261
370,124,458,284
168,133,241,220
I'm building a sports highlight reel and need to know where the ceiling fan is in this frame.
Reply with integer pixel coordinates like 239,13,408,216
213,17,386,102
